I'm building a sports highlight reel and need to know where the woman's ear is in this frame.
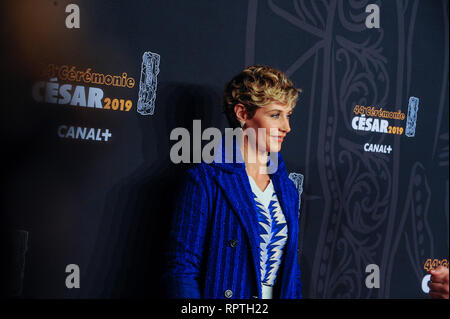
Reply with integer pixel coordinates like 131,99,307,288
234,103,248,122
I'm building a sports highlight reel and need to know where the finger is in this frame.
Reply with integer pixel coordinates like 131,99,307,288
430,272,447,283
430,266,444,274
430,268,440,275
441,268,449,284
431,274,449,284
430,275,443,283
429,282,446,293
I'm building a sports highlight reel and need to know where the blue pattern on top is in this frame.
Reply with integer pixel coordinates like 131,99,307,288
253,191,288,286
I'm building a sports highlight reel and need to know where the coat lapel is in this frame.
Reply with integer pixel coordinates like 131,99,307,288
271,167,298,298
212,167,263,297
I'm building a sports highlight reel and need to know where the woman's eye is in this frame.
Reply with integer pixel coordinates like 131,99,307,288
270,113,292,119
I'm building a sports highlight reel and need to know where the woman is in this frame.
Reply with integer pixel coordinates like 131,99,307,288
165,65,302,299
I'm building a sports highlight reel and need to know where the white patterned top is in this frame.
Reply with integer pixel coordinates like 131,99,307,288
247,175,288,299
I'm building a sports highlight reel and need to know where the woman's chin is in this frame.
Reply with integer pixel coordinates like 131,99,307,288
269,144,282,153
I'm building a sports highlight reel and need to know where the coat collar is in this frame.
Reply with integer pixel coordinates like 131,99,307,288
210,136,297,298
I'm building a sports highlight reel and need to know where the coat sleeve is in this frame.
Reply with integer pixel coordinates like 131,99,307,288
164,168,210,298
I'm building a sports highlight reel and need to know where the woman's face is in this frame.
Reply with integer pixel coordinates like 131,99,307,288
241,101,293,153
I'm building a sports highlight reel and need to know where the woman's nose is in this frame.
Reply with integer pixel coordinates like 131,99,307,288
281,117,291,133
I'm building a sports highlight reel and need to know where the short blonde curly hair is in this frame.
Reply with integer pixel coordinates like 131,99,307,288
222,65,301,128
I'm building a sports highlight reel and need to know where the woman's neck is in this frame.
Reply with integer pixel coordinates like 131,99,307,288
240,135,269,177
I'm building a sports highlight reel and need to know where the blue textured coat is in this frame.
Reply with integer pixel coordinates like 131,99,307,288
165,141,302,299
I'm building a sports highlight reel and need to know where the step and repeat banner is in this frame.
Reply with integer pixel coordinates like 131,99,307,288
1,0,448,298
